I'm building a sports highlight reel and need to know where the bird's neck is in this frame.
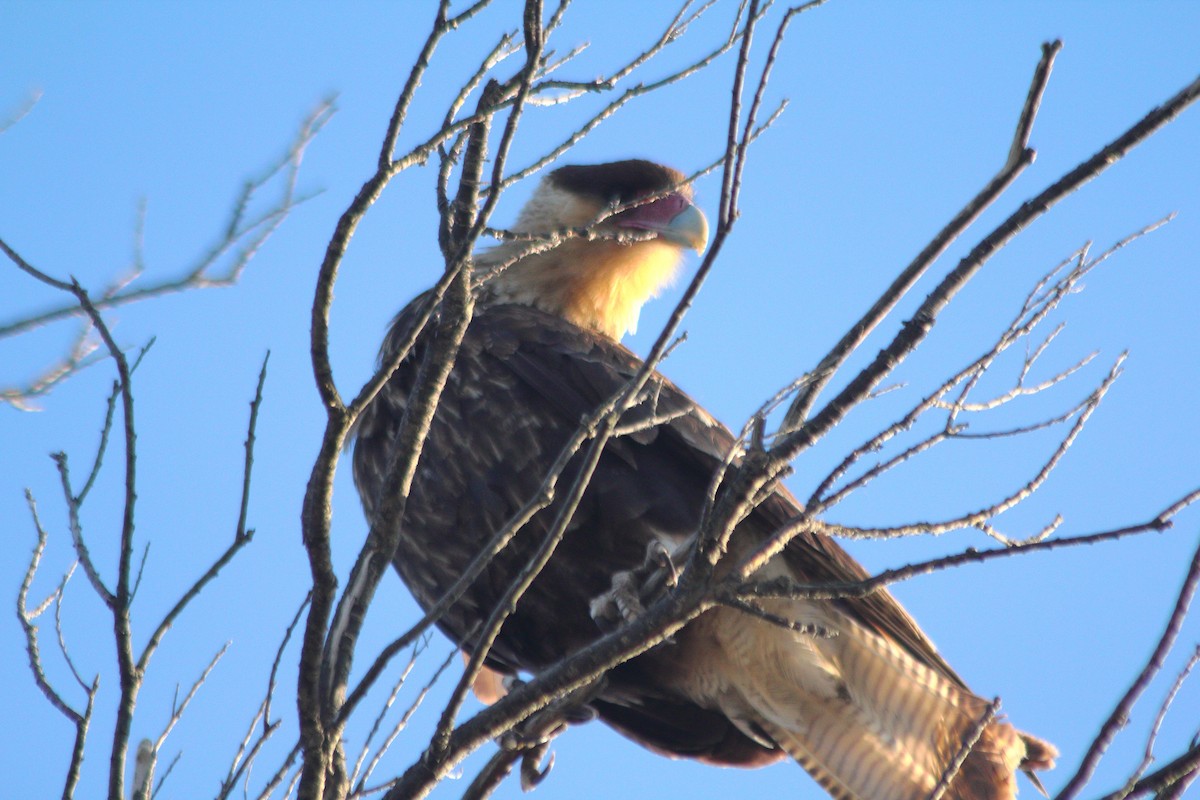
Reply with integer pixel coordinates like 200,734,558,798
475,238,682,340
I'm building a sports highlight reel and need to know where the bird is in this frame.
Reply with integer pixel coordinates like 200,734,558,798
352,159,1057,800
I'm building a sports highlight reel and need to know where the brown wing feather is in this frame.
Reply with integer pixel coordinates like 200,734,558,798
353,300,1053,783
355,300,766,761
478,302,965,684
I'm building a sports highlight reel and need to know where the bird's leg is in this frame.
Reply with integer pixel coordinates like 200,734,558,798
589,538,683,631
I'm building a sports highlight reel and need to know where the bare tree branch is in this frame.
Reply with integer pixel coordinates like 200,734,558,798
495,0,756,190
299,2,553,794
13,7,1199,800
1055,536,1200,800
732,490,1200,605
133,643,231,800
349,645,457,799
17,490,100,800
1094,744,1200,800
381,3,804,794
1112,645,1200,800
928,699,1001,800
0,87,41,135
783,40,1063,430
1,100,332,342
11,241,269,798
780,61,1200,470
295,6,506,791
807,214,1172,514
701,68,1200,592
1,317,97,409
137,355,266,677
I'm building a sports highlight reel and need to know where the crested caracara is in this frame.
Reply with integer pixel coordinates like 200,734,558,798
353,159,1056,800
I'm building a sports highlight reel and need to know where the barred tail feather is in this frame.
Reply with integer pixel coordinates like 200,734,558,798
698,600,1054,800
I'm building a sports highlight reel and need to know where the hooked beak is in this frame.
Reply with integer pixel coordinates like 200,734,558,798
616,195,709,254
657,202,709,254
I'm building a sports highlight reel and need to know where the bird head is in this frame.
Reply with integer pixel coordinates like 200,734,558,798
477,160,708,339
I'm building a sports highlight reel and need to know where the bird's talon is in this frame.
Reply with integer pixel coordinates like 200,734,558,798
589,570,644,630
520,744,556,791
646,539,680,587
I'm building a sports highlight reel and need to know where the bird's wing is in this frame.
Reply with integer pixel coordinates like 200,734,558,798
474,304,1057,798
477,303,964,686
355,299,710,668
355,301,1055,792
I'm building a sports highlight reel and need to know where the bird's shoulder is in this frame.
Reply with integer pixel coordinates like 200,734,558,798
375,300,734,471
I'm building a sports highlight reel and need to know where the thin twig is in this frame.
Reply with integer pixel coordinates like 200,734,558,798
136,360,266,676
214,595,310,800
782,41,1061,431
1094,744,1200,800
1113,645,1200,800
0,87,41,134
351,646,457,798
927,699,1000,800
18,489,99,800
808,214,1172,513
1,101,331,341
1055,536,1200,800
133,643,231,800
1,316,97,409
734,492,1200,604
350,637,427,789
18,493,88,724
494,0,767,192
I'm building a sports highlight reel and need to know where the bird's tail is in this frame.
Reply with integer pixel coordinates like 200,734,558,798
706,602,1056,800
760,717,1043,800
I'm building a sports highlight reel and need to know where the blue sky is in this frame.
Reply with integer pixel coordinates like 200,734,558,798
3,2,1199,798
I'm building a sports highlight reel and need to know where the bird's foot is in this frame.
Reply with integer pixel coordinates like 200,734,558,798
589,570,644,630
495,679,604,790
589,539,681,632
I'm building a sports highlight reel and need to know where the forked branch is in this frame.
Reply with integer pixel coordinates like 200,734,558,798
1055,537,1200,800
1,100,331,342
782,40,1062,430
